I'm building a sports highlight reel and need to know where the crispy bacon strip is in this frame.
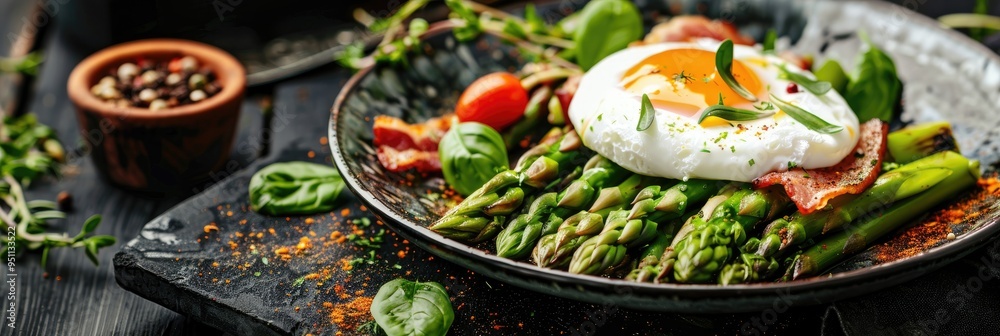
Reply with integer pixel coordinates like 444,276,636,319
753,119,888,214
373,114,454,151
376,146,441,173
634,15,755,47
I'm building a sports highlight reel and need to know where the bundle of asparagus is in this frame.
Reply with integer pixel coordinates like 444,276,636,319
429,127,581,242
429,121,979,286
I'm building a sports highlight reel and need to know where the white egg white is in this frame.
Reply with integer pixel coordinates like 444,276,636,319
569,40,860,182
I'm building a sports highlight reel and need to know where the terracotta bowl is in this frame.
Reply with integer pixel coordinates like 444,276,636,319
68,39,245,192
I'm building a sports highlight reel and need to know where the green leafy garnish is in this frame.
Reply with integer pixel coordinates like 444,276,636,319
813,60,849,94
769,93,843,134
715,39,758,102
445,0,483,42
439,122,509,196
763,29,777,53
371,279,454,336
698,94,773,124
249,162,346,215
843,34,902,123
778,65,832,95
573,0,643,70
0,112,115,268
637,94,655,131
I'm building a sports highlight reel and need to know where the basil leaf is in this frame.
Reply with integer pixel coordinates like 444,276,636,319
439,122,509,196
637,94,655,131
763,29,777,53
573,0,643,70
249,161,346,215
371,279,454,336
843,38,902,123
769,93,844,134
715,39,758,102
778,65,832,95
813,60,849,94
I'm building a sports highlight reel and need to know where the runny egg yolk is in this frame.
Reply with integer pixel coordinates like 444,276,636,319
620,49,764,120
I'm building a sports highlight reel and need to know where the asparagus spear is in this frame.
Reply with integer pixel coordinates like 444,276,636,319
785,152,979,280
652,186,739,283
671,187,791,283
495,155,630,259
564,180,723,275
886,122,958,164
532,174,652,268
752,151,966,261
625,207,701,282
430,128,581,242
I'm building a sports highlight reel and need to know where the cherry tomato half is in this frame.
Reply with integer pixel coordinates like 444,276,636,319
455,72,528,131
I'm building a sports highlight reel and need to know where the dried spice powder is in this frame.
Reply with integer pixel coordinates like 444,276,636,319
874,176,1000,262
329,296,374,331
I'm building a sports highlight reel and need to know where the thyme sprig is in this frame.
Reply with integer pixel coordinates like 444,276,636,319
0,111,115,268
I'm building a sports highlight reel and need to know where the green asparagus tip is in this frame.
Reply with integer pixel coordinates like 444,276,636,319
654,188,687,213
632,186,660,204
589,187,624,212
482,187,525,216
789,255,816,281
627,199,654,220
523,157,560,188
557,180,594,208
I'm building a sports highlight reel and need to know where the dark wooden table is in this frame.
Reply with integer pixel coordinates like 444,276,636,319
5,1,1000,335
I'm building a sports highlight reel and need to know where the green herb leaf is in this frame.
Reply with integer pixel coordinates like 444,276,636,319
439,122,509,196
408,18,429,37
371,279,454,336
637,94,655,131
763,29,777,53
715,39,758,102
81,215,101,235
502,18,529,39
698,94,774,124
249,162,346,215
778,65,832,95
572,0,643,70
843,35,902,123
524,4,547,34
445,0,482,42
813,60,849,94
769,93,844,134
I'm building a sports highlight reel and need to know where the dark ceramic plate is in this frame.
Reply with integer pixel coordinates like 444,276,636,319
329,0,1000,312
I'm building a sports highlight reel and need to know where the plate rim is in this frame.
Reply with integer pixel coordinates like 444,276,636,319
328,1,1000,310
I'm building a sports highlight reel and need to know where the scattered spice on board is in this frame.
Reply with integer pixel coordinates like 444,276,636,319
874,176,1000,262
329,296,374,331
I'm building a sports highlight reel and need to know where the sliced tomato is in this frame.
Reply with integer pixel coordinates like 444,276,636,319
455,72,528,130
753,119,888,214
